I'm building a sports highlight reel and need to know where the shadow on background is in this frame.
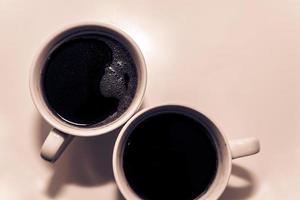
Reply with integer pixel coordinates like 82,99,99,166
37,117,119,198
35,102,148,199
115,189,126,200
39,118,118,198
219,164,258,200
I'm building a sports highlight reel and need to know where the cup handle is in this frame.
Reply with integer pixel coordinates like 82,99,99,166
229,137,260,159
40,128,74,162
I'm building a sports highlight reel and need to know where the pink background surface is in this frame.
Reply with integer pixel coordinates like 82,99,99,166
1,0,300,199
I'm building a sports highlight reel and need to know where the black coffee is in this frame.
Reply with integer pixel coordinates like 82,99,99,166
123,113,218,200
42,34,137,126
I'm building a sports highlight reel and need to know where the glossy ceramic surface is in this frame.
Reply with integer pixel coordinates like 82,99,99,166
113,105,259,200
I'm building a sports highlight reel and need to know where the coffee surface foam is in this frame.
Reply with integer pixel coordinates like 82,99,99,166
42,34,137,126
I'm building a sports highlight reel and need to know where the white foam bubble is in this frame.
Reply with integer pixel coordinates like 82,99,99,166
98,37,138,120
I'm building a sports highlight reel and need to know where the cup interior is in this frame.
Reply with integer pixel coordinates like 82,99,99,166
113,105,232,200
30,23,147,136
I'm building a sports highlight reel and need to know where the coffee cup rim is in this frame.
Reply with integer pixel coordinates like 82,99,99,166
113,104,232,200
29,22,147,136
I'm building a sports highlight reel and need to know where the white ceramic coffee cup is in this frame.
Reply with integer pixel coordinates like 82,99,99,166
113,105,260,200
30,23,147,162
